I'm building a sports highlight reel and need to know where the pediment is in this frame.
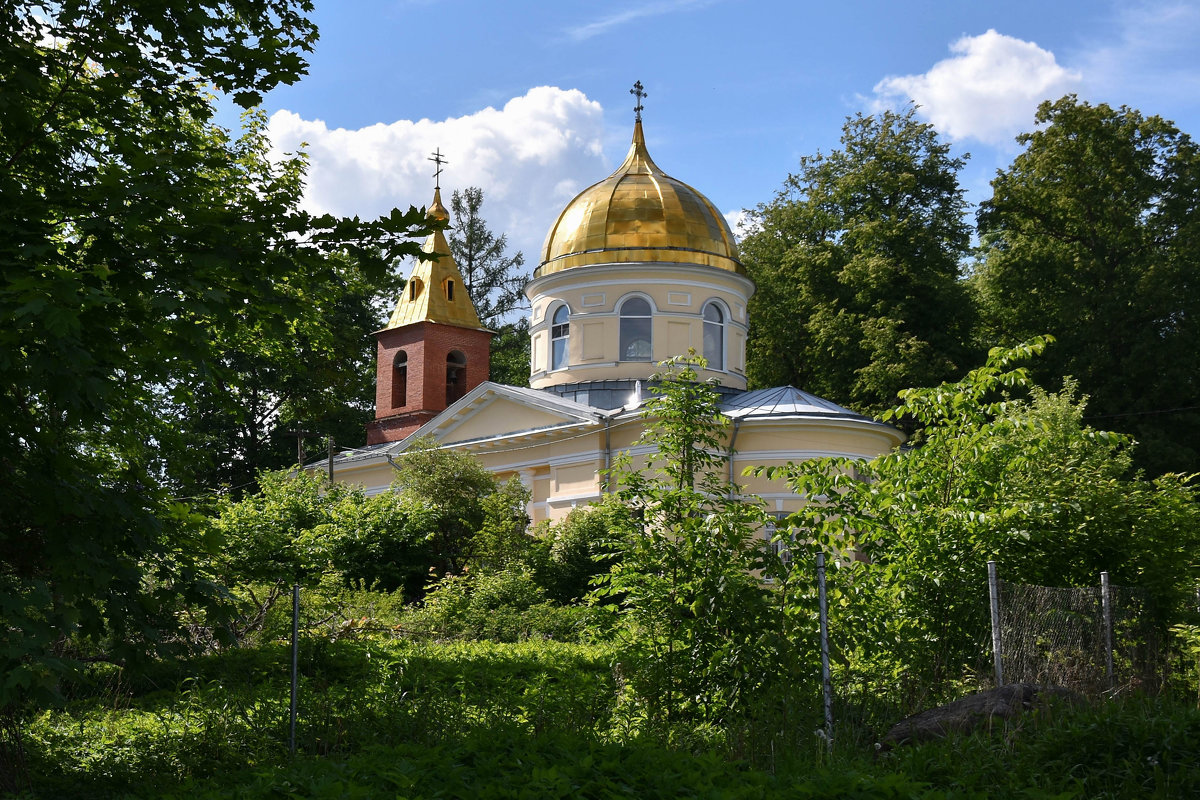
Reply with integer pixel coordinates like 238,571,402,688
399,382,604,447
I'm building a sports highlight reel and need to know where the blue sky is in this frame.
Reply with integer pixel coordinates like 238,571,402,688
248,0,1200,269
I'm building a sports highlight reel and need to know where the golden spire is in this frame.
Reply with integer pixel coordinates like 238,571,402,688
382,153,486,331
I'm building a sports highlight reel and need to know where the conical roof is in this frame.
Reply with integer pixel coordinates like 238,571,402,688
384,187,486,331
536,120,742,277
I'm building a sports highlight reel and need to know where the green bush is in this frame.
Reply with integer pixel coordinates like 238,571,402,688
402,569,607,643
533,500,624,604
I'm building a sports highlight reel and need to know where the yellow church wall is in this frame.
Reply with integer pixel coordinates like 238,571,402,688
462,428,611,523
552,461,601,495
328,404,899,528
320,459,395,496
729,330,745,372
579,321,606,360
526,262,754,390
736,421,902,460
666,320,692,354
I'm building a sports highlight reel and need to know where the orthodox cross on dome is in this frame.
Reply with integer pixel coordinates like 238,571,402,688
630,80,647,123
428,148,448,189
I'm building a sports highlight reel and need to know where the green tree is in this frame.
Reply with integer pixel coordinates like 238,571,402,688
740,107,975,418
211,470,443,620
449,186,530,386
0,2,430,707
598,354,777,729
389,437,501,574
759,339,1200,702
449,186,528,326
533,500,625,604
488,317,533,388
161,115,416,497
975,96,1200,476
471,476,533,573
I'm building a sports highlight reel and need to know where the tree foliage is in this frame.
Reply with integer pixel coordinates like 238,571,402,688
0,2,431,705
756,338,1200,701
389,437,503,575
448,187,531,387
210,470,443,615
740,107,975,418
975,96,1200,476
598,354,778,728
158,114,419,496
448,187,528,327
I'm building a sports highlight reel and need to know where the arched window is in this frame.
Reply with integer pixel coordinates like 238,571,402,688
392,350,408,408
702,302,725,369
550,304,570,370
408,277,423,301
444,278,455,301
619,297,652,362
446,350,467,405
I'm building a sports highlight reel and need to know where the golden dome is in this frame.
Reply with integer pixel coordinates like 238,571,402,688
536,121,743,276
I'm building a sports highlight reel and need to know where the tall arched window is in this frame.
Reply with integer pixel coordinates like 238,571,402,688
446,350,467,405
550,304,570,370
702,302,725,370
393,350,408,408
619,297,652,361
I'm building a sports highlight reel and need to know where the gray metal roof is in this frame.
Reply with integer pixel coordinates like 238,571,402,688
720,385,873,422
312,383,888,470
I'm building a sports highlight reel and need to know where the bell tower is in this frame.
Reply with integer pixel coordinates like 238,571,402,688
367,156,493,444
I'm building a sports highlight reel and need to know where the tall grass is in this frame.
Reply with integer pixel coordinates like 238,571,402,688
13,638,1200,799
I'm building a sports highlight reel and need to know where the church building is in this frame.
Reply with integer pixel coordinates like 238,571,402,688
327,92,904,523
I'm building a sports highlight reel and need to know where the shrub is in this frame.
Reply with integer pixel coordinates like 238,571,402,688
403,569,606,643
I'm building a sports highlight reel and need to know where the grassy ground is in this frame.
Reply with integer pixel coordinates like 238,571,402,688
8,638,1200,799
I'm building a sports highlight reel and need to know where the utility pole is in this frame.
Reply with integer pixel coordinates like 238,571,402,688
327,436,335,481
284,429,314,465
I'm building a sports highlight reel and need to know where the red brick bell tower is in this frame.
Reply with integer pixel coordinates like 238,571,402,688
366,182,493,444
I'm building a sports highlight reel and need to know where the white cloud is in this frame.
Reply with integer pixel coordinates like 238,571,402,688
723,209,757,242
873,29,1081,145
267,86,607,268
565,0,716,41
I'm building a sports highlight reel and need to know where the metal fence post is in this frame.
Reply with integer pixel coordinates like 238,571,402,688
290,583,300,755
1101,571,1114,690
988,561,1004,686
816,552,833,746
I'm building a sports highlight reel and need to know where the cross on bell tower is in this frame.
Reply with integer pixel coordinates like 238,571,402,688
428,148,448,189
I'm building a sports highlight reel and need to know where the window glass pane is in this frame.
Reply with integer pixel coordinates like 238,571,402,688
446,351,466,404
703,322,722,366
621,297,651,317
550,306,569,370
621,317,652,361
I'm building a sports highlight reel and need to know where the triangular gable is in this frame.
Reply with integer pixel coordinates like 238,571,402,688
395,382,605,448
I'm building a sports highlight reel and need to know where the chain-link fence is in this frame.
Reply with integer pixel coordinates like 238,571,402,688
988,565,1167,696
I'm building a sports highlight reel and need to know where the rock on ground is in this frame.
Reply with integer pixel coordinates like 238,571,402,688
879,683,1084,750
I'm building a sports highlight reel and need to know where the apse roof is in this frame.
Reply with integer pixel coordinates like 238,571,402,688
719,385,874,422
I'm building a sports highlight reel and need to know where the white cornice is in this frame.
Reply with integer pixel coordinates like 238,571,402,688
526,262,756,303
